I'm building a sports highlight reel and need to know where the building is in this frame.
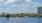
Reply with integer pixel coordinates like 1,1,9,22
38,7,42,14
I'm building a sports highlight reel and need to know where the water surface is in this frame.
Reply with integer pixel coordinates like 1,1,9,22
0,17,42,23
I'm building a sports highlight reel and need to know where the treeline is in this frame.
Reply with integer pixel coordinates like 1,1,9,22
6,13,42,17
0,13,42,17
9,13,28,17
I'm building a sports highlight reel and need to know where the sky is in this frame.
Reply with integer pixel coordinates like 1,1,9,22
0,0,42,14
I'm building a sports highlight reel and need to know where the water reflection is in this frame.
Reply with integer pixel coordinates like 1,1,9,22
37,18,42,23
6,13,9,19
0,17,42,23
0,17,9,23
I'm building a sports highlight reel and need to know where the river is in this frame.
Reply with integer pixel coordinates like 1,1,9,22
0,17,42,23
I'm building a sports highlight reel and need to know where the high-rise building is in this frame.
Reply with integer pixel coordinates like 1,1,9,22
38,7,42,14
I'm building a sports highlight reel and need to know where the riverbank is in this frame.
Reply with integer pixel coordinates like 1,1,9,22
0,13,42,17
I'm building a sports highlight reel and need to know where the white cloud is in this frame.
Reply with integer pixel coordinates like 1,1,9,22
5,0,15,3
0,0,42,14
25,0,31,2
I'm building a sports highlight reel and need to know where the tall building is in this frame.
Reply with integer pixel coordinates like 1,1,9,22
38,7,42,14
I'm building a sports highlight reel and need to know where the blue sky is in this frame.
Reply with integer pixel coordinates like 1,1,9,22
0,0,42,14
32,0,42,3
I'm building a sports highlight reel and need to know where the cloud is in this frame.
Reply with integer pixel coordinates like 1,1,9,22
25,0,31,2
5,0,15,3
0,0,42,14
